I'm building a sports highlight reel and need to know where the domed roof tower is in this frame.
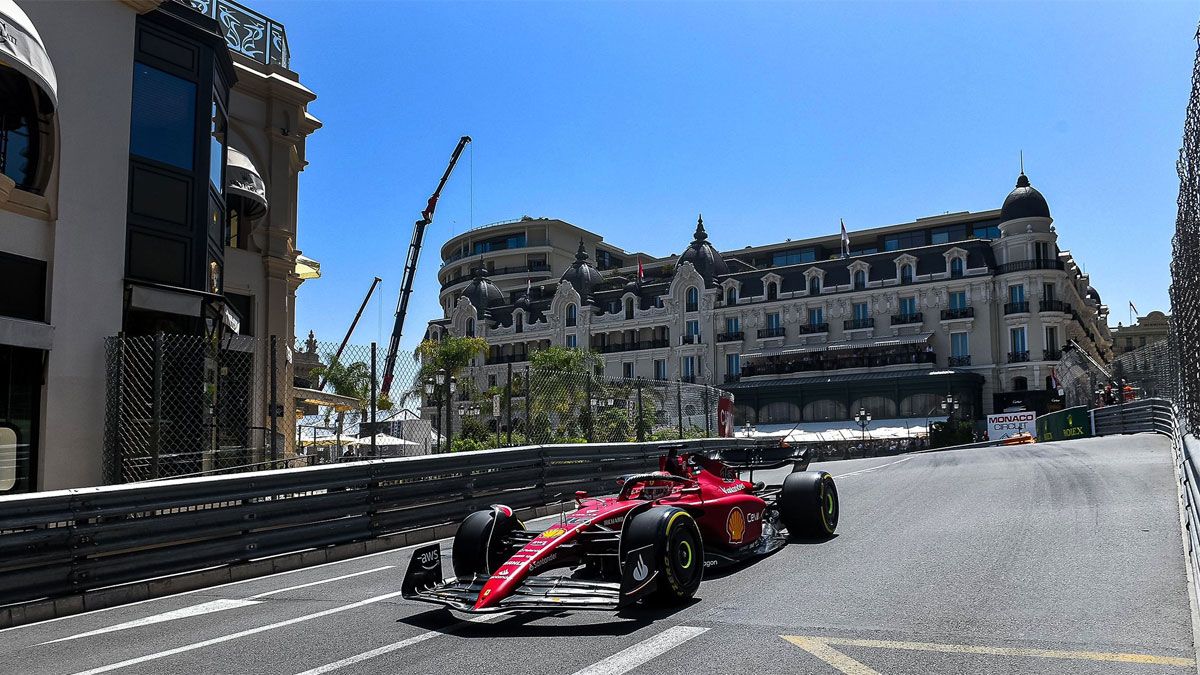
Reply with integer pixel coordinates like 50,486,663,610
1000,172,1051,223
462,267,504,320
559,239,603,301
678,214,728,285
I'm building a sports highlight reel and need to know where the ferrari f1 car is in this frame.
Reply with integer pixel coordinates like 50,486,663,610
401,443,839,613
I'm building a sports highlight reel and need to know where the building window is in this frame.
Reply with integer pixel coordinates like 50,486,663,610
1043,282,1055,302
1036,241,1052,260
566,334,577,348
1010,326,1027,353
1045,326,1058,352
623,362,634,378
726,287,737,305
899,296,916,316
686,319,700,338
853,270,866,290
566,303,577,327
949,290,967,310
808,307,823,325
625,298,634,320
973,220,1001,239
931,224,968,244
726,353,741,377
808,276,821,295
1009,284,1025,304
686,287,699,312
467,318,475,337
726,316,740,333
654,359,667,380
1013,376,1028,391
130,62,198,170
682,356,696,379
900,264,914,284
766,282,778,301
883,230,927,251
515,313,523,333
853,302,869,321
0,67,49,193
951,332,969,358
0,346,40,494
767,312,782,330
772,248,817,266
950,257,964,278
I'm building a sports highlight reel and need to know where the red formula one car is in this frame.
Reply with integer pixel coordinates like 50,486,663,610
401,444,839,613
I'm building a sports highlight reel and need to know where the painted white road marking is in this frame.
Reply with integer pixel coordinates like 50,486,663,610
68,590,409,675
292,611,512,675
569,625,710,675
246,566,393,599
834,456,914,479
40,599,262,645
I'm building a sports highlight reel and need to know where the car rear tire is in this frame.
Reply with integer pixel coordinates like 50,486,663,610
779,471,838,538
623,506,704,604
452,506,522,579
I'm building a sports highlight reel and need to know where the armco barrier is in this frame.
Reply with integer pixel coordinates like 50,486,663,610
0,438,757,608
1035,405,1092,442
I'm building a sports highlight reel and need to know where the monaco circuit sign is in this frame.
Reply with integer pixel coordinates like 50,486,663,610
985,411,1036,441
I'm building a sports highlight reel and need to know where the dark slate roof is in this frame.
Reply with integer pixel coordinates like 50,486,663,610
678,215,729,285
722,369,985,390
462,268,504,319
1000,172,1051,221
559,239,604,300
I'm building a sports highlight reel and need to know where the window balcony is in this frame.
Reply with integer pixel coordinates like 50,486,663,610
682,334,701,345
1039,299,1070,313
757,327,786,339
1007,350,1030,363
891,312,923,326
681,375,697,384
183,0,291,68
994,259,1065,274
843,318,875,330
797,322,829,335
948,355,972,367
1043,348,1063,361
596,339,670,354
740,350,936,377
940,307,974,320
1004,301,1030,315
716,331,744,343
485,353,529,365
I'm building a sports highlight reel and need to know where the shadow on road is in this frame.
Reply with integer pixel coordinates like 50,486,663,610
397,600,698,637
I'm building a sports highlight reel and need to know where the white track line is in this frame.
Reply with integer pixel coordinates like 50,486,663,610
68,590,409,675
569,625,710,675
39,599,261,645
292,611,512,675
833,456,914,479
247,566,393,599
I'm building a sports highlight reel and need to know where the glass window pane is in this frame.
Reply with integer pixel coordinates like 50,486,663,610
131,63,197,169
209,99,225,191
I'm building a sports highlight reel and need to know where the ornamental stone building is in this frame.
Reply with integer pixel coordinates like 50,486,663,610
426,172,1112,427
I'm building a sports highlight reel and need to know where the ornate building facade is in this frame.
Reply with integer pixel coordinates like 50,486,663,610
426,172,1113,426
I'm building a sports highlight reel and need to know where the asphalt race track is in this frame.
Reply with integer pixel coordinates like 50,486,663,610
2,434,1193,675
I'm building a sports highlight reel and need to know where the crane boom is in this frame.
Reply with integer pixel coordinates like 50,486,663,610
380,135,472,397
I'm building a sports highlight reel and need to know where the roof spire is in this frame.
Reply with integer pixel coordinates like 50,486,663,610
693,213,707,242
575,238,589,262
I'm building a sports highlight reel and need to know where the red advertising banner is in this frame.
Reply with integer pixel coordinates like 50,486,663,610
717,395,735,437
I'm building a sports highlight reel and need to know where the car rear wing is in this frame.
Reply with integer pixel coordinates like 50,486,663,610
661,441,810,473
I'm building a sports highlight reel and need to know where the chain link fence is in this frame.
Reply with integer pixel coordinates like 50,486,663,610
103,332,729,481
1171,26,1200,432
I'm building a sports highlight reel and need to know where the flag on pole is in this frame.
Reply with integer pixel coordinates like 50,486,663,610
1129,300,1138,315
840,219,850,259
637,256,644,281
526,278,531,297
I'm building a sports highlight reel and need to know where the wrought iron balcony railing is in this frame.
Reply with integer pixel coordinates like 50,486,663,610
948,355,972,367
994,259,1065,274
1039,299,1070,313
941,307,975,320
797,322,829,335
891,312,923,326
1008,350,1030,363
179,0,290,68
716,331,744,343
682,334,701,345
757,327,786,339
1043,348,1063,361
1004,301,1030,315
844,318,875,330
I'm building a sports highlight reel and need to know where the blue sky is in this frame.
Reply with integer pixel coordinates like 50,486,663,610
259,0,1197,351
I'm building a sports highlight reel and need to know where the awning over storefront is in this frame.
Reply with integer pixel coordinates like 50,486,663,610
226,146,268,218
293,387,361,411
743,333,932,360
295,254,321,280
0,0,57,109
129,284,202,318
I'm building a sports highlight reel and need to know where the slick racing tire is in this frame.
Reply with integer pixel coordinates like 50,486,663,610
779,471,838,538
623,506,704,604
452,505,522,579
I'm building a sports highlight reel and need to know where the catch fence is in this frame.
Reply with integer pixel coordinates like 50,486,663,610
103,333,727,482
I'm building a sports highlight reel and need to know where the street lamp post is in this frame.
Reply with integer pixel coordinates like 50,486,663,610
742,421,757,438
854,407,872,443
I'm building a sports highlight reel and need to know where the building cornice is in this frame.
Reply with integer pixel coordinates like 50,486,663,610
119,0,163,14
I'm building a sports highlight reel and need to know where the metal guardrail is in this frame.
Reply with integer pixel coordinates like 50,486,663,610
0,438,755,607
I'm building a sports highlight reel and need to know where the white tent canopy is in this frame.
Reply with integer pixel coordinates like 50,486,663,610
744,418,947,442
